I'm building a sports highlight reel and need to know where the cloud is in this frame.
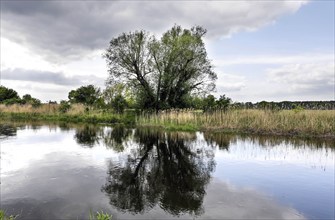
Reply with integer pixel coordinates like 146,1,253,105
267,62,335,95
214,54,334,66
2,68,105,87
1,1,307,62
216,73,246,93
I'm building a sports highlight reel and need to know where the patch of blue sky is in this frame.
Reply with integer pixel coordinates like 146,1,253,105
209,1,334,57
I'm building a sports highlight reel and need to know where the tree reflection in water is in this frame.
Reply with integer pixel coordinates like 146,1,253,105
0,124,17,139
102,128,216,216
74,125,101,148
103,124,132,152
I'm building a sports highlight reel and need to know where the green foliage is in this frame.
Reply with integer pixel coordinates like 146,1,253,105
59,100,71,113
22,94,32,102
68,85,101,106
104,25,216,111
111,94,127,114
216,95,231,110
2,98,24,105
103,83,133,111
203,95,216,111
21,94,42,107
0,89,41,107
31,98,42,108
0,86,19,102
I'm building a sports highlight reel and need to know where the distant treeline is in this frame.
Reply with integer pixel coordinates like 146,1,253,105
230,101,335,110
1,85,333,112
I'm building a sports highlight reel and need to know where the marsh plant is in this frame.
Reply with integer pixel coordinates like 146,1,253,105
137,109,335,137
0,210,18,220
89,211,112,220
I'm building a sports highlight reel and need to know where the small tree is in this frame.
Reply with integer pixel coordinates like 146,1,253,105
68,85,101,106
111,94,127,114
203,95,216,111
31,98,42,108
59,100,71,113
216,95,231,111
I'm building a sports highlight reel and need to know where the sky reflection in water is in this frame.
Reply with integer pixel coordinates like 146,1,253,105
1,123,334,219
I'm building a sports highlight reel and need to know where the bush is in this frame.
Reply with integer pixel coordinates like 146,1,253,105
3,98,24,105
59,100,71,113
111,94,127,114
31,98,42,108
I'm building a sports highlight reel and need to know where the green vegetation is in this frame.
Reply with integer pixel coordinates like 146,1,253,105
68,85,102,107
0,210,17,220
0,86,42,107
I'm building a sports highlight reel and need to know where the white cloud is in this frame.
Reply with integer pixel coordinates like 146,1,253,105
2,80,70,102
0,38,57,71
214,54,334,66
2,68,105,87
267,62,334,93
216,73,246,93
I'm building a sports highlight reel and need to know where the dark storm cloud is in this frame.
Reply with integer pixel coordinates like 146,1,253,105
2,68,104,86
1,1,306,62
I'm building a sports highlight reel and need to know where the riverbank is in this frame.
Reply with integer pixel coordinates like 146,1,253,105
0,104,135,125
0,104,334,139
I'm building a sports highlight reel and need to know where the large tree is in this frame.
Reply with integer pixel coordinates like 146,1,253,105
104,25,217,110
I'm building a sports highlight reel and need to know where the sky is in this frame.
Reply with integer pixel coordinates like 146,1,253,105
0,0,334,103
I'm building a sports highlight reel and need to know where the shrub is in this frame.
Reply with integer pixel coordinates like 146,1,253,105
59,100,71,113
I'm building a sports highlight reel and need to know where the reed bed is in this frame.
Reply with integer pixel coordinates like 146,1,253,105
0,103,87,115
137,109,335,138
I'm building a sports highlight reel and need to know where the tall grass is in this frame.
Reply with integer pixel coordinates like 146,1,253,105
137,109,335,138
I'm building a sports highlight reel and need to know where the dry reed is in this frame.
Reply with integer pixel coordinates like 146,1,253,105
137,109,335,137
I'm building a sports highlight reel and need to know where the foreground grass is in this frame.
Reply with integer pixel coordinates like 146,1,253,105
137,109,335,138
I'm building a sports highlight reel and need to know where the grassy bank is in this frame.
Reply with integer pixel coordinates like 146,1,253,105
0,104,135,125
137,109,335,138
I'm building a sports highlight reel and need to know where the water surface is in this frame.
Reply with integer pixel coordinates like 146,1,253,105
1,122,334,219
